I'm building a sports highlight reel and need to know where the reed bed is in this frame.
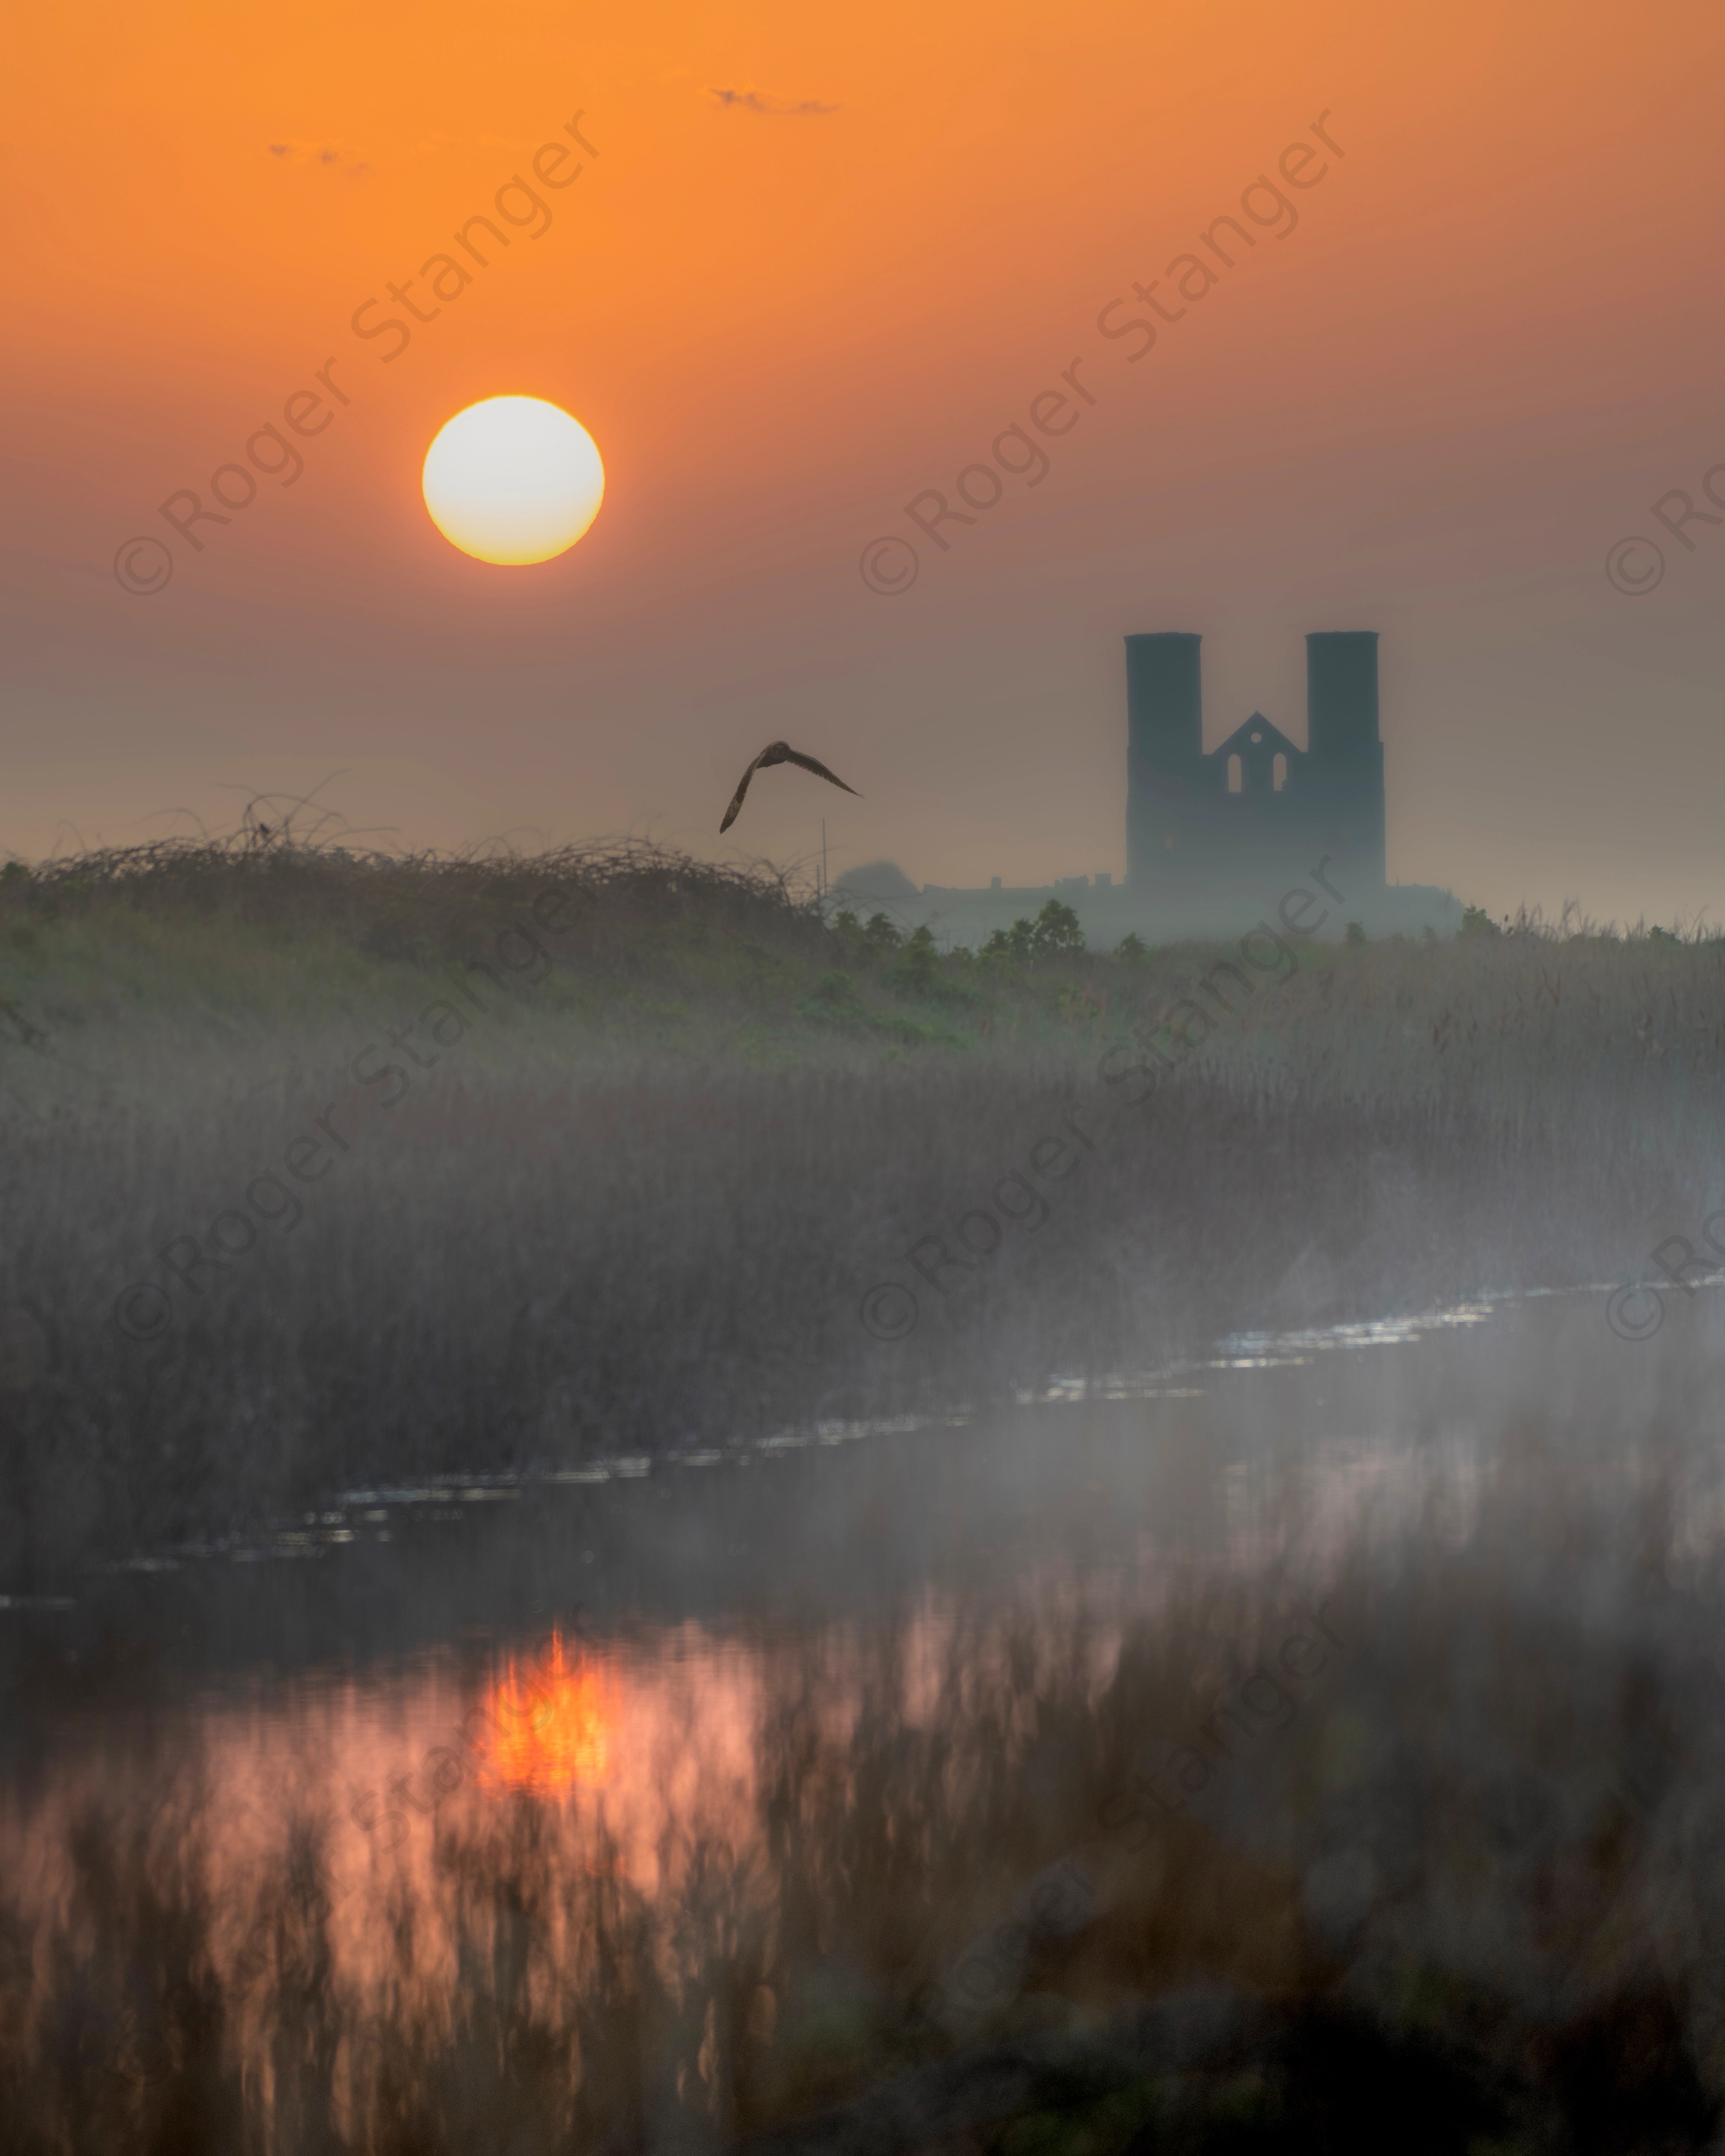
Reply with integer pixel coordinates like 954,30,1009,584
1,836,1723,1579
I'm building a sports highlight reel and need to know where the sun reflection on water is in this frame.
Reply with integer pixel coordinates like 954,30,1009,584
478,1630,616,1793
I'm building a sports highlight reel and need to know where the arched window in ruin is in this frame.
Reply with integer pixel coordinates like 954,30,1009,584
1227,754,1243,795
1273,752,1287,792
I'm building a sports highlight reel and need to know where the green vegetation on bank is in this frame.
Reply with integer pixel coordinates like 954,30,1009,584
0,836,1711,1081
4,832,1725,1579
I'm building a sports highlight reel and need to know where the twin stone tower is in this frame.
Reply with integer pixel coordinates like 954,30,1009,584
1126,630,1386,897
842,627,1453,940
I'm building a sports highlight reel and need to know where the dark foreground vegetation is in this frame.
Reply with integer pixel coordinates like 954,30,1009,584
8,1286,1725,2153
1,829,1723,1580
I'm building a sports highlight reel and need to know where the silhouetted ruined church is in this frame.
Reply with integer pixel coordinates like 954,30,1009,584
836,623,1453,941
1125,631,1386,893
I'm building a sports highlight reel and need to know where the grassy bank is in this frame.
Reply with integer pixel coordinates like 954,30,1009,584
2,835,1723,1578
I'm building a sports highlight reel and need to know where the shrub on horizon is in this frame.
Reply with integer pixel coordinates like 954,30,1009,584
888,925,941,997
981,921,1031,961
983,900,1087,964
1029,899,1086,957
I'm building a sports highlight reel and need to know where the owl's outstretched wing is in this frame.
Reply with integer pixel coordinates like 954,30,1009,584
720,747,771,833
781,748,861,800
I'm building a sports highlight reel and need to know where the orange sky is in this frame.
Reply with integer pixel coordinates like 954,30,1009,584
6,0,1725,923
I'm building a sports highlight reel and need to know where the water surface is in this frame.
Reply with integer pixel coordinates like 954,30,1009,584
7,1285,1724,2150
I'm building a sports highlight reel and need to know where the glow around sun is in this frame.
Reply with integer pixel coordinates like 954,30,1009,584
421,397,605,565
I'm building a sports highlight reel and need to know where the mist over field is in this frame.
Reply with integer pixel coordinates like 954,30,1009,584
2,836,1721,1577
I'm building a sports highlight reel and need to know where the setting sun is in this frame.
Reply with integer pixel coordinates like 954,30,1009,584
421,397,605,566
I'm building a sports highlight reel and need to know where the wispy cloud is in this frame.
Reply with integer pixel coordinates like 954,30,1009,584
265,142,370,176
710,88,838,117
